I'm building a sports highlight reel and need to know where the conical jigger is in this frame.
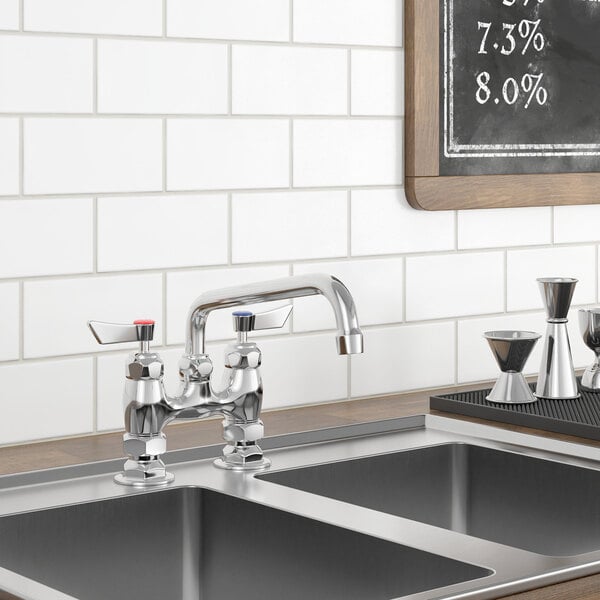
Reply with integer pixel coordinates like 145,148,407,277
485,331,541,404
579,308,600,391
535,277,580,400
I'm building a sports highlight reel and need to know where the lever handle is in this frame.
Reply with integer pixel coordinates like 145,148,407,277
232,305,292,334
88,319,155,345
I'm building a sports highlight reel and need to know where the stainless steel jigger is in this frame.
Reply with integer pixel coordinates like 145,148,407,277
579,308,600,391
536,277,580,400
484,331,540,404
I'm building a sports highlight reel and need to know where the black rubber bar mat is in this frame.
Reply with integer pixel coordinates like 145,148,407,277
430,382,600,441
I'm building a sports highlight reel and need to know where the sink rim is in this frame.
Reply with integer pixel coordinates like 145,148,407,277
0,414,599,599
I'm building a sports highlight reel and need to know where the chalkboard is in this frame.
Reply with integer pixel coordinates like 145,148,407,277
441,0,600,176
405,0,600,210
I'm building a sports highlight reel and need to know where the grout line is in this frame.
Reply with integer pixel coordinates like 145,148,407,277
227,193,233,265
347,49,352,116
162,118,167,191
93,38,98,113
93,197,98,273
162,0,167,38
289,119,294,188
289,0,294,42
347,190,352,257
503,249,508,312
454,210,459,250
550,206,555,244
402,256,407,322
18,0,23,31
454,320,459,385
92,356,98,432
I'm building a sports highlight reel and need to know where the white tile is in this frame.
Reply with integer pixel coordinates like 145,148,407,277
98,40,227,115
293,120,401,187
24,274,162,358
259,334,348,409
294,0,401,46
0,282,19,361
458,207,552,250
0,358,93,443
166,265,289,345
24,118,162,195
232,191,347,263
167,0,289,42
167,119,289,191
0,0,18,30
232,45,347,116
0,118,18,195
554,205,600,244
507,246,596,312
98,195,228,272
351,323,455,397
457,313,547,384
351,189,455,256
0,198,93,278
0,36,93,113
292,258,403,332
25,0,162,36
406,252,504,321
351,49,403,116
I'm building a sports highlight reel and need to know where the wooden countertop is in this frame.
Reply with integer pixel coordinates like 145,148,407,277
0,382,599,600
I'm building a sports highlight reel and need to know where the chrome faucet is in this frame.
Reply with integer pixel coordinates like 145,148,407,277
88,274,363,487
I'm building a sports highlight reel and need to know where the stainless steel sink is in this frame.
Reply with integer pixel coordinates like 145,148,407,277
0,487,489,600
1,414,600,599
259,442,600,556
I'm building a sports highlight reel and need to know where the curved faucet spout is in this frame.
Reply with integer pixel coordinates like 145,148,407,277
184,274,364,356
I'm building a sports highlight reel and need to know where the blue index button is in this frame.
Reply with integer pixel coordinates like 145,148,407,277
233,311,254,317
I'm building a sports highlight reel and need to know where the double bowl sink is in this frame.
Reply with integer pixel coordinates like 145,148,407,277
1,414,600,599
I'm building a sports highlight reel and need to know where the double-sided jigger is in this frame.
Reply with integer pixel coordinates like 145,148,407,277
536,277,579,400
579,308,600,391
484,331,541,404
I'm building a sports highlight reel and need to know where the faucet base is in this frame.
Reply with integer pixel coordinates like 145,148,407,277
213,456,271,472
113,455,174,487
114,471,175,487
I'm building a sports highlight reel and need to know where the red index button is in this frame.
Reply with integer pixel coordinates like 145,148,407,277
134,319,155,325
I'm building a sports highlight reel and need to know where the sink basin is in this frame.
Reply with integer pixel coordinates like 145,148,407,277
0,487,489,600
259,442,600,556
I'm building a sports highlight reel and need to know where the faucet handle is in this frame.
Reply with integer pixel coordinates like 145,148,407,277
232,305,292,334
88,319,155,351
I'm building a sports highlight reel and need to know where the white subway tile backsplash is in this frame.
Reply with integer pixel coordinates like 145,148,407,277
0,358,93,444
0,0,19,30
167,119,289,191
0,118,18,196
98,195,227,272
292,258,403,332
406,252,504,321
351,50,404,116
232,45,347,116
232,191,347,263
24,118,162,195
458,207,552,250
259,334,348,409
24,275,162,358
554,205,600,243
0,36,93,113
98,40,228,115
24,0,162,36
294,120,401,187
351,323,455,397
166,265,289,345
0,198,93,278
294,0,401,47
351,189,455,256
167,0,289,42
507,246,596,312
0,283,19,361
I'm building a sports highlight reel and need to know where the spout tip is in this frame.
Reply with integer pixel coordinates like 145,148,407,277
337,333,364,355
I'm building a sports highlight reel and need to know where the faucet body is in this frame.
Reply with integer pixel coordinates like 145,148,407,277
90,274,363,486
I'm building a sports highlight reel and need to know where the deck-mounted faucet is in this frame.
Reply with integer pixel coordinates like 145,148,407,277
88,274,363,487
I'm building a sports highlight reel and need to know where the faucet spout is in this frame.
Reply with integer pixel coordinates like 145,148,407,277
184,274,364,356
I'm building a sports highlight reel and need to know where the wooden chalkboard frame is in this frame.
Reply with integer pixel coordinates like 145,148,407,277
405,0,600,211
